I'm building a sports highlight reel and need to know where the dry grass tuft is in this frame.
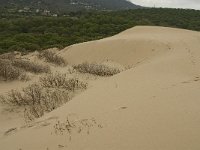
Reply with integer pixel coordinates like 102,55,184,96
12,59,50,74
40,72,87,91
0,52,49,81
0,72,88,121
0,59,24,81
39,49,66,66
73,62,122,76
18,73,31,81
0,52,17,60
1,89,25,106
23,85,70,120
0,84,70,121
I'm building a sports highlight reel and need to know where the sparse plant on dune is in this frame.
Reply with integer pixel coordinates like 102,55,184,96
0,83,71,121
40,72,88,91
63,78,87,91
0,59,24,81
40,72,66,88
39,49,66,66
0,84,42,106
0,71,88,121
18,73,31,81
53,116,103,140
23,84,70,120
0,52,17,60
26,87,70,120
0,89,25,106
0,52,48,81
73,62,122,76
12,59,50,74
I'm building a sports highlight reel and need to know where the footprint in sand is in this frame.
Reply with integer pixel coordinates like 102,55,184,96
194,77,200,82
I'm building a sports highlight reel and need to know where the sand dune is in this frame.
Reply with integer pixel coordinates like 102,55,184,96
61,26,200,67
1,26,200,150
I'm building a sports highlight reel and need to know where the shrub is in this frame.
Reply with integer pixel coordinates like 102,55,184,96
0,84,42,106
39,49,66,66
0,89,24,106
73,62,122,76
0,52,16,60
23,84,70,119
0,59,24,81
0,84,71,120
12,59,50,74
40,72,87,91
0,73,87,121
18,73,31,81
63,78,88,91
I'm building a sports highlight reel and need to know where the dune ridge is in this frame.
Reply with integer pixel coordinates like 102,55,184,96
0,26,200,150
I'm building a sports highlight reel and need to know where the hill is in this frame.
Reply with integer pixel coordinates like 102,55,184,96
0,26,200,150
0,0,140,12
0,8,200,54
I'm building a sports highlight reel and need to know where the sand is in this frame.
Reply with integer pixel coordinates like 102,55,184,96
0,26,200,150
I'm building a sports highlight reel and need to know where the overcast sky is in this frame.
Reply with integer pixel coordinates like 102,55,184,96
130,0,200,10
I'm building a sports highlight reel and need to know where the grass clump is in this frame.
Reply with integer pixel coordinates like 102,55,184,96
73,62,122,76
0,59,24,81
23,84,70,120
0,52,16,60
0,89,24,106
0,72,88,121
0,84,70,120
0,52,49,81
12,59,50,74
40,72,88,91
39,49,66,66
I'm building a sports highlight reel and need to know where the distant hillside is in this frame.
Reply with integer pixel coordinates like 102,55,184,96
0,0,141,12
0,8,200,54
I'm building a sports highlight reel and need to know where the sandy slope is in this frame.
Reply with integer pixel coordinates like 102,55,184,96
0,80,32,138
1,26,200,150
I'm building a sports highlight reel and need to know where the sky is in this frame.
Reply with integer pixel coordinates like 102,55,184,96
129,0,200,10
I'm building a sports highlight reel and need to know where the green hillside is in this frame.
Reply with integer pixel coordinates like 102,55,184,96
0,8,200,54
0,0,140,12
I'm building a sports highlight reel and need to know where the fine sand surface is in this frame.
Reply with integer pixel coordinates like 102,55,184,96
0,26,200,150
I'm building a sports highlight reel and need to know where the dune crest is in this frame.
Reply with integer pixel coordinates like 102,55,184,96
1,26,200,150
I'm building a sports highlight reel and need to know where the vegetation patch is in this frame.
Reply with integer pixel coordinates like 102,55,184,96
0,52,50,81
40,72,87,91
54,116,103,141
73,62,122,76
0,84,70,121
39,49,66,66
0,59,24,81
0,8,200,54
0,72,88,121
0,52,17,60
12,59,50,74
